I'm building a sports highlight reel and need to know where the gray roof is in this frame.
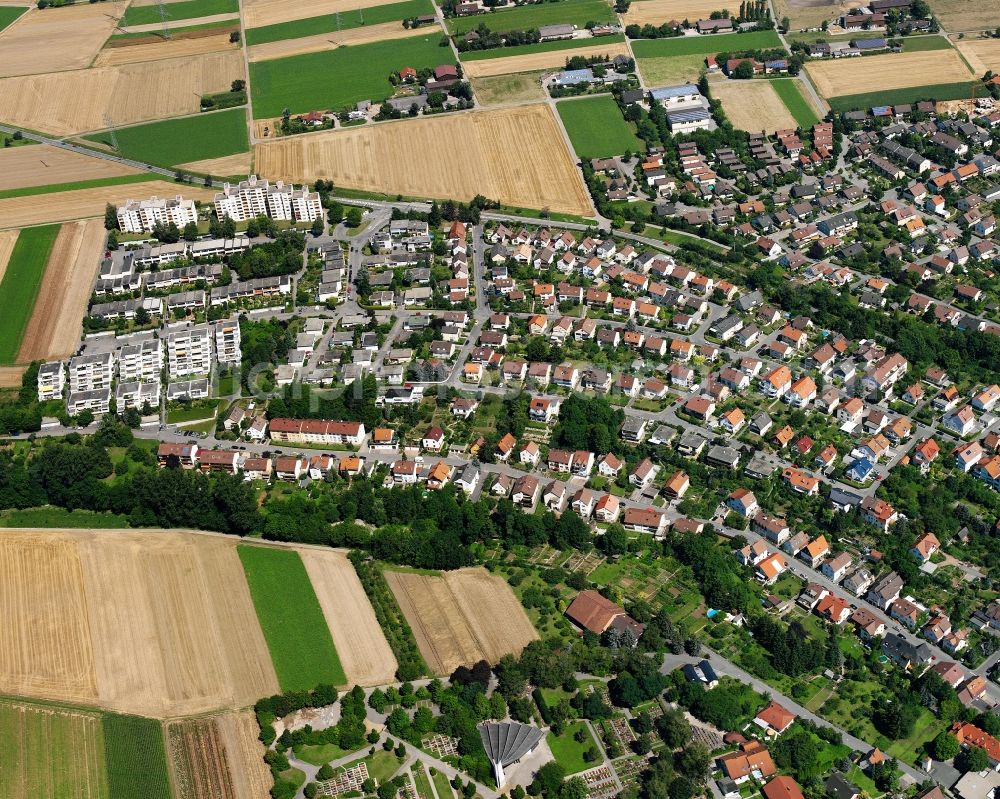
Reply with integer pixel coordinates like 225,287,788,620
479,722,544,767
651,84,700,100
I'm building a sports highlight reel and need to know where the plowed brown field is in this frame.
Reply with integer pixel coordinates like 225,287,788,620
385,567,537,675
254,105,593,216
18,219,105,363
0,145,140,192
299,549,398,686
168,718,237,799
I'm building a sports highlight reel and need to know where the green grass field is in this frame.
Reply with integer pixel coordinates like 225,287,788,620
103,713,171,799
0,700,109,799
557,95,642,159
901,35,953,52
250,35,445,117
0,5,27,32
238,545,347,691
827,80,979,112
460,32,625,60
246,0,434,44
771,79,820,127
431,767,456,798
630,29,782,58
121,0,238,27
0,224,60,365
84,109,248,169
448,0,615,35
0,173,153,201
0,506,129,528
547,721,599,774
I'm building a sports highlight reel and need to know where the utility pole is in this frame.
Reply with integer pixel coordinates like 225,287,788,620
102,113,120,153
156,0,170,39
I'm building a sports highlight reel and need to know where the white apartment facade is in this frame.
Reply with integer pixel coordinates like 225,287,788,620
68,352,115,393
213,175,323,222
166,326,213,377
118,338,163,383
214,320,242,365
36,361,66,402
117,195,198,234
115,380,161,410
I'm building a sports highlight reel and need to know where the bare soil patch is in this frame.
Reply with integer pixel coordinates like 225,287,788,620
217,711,271,799
95,33,239,67
461,42,632,78
298,548,398,686
0,145,141,192
247,22,431,61
243,0,404,29
385,566,538,675
0,2,127,78
805,49,972,98
254,105,592,215
18,219,106,363
178,151,253,176
710,78,797,133
0,366,25,387
622,0,741,26
168,717,237,799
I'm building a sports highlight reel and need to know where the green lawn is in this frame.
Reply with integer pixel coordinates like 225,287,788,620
121,0,238,27
0,5,27,32
547,721,599,774
250,35,445,117
771,79,820,128
0,224,60,365
826,80,979,112
412,763,434,799
448,0,615,35
103,713,171,799
342,750,407,783
0,506,129,528
460,33,625,60
246,0,434,44
166,399,223,424
293,742,362,766
0,173,154,201
238,545,347,691
661,229,725,251
630,30,782,58
84,109,248,169
901,35,953,52
557,95,642,159
431,767,456,798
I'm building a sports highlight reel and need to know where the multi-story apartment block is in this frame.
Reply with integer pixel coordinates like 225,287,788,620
67,388,111,415
36,361,66,402
116,195,197,233
166,326,213,377
214,320,242,365
115,380,161,410
68,352,115,393
213,175,322,222
118,339,163,383
268,418,366,446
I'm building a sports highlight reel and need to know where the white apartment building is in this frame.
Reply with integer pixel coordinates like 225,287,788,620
214,320,242,365
37,361,66,402
213,175,322,222
115,380,161,410
118,338,163,383
117,195,197,234
67,388,111,415
167,378,210,401
166,326,213,377
68,352,115,394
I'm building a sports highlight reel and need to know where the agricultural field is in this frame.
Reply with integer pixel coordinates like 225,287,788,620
929,0,1000,33
238,545,347,691
384,566,538,675
622,0,741,27
103,713,171,799
461,39,631,78
167,714,270,799
711,78,798,133
825,80,979,112
245,0,434,44
247,23,434,62
771,78,823,127
629,29,782,58
0,180,216,229
635,53,705,86
557,95,643,159
298,548,399,686
16,219,106,364
447,0,616,35
121,0,238,27
94,32,240,67
0,224,59,365
249,35,444,117
254,104,593,215
177,152,253,177
0,5,26,32
0,145,141,193
955,37,1000,75
0,50,245,137
0,2,127,78
0,699,109,799
805,49,973,100
243,0,409,30
84,109,249,169
772,0,853,32
0,229,19,281
470,71,547,104
900,34,953,51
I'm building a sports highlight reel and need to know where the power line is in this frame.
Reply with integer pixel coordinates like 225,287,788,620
103,112,120,153
156,0,171,39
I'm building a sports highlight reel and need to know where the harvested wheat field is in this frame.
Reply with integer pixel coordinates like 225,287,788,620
0,532,98,705
932,0,1000,33
462,42,632,78
179,151,253,176
806,49,972,98
255,105,592,215
247,22,431,61
385,567,537,675
0,50,244,137
120,12,239,34
17,220,105,363
244,0,403,28
0,366,25,387
955,38,1000,75
77,531,279,717
622,0,740,26
0,181,215,229
94,33,240,67
773,0,853,31
0,145,141,192
217,711,271,799
298,549,398,686
711,79,797,133
0,2,127,78
0,229,18,282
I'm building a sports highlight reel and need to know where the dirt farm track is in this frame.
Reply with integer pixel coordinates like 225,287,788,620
254,104,594,216
385,567,538,675
805,49,972,98
0,530,280,718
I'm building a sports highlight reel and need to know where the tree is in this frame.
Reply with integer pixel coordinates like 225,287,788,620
732,60,755,79
104,203,117,231
346,207,363,228
962,746,990,773
310,217,324,237
229,30,241,43
933,732,960,761
232,79,246,92
182,221,199,241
